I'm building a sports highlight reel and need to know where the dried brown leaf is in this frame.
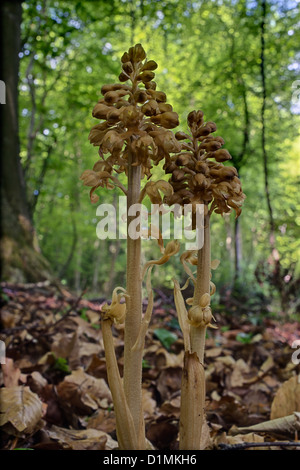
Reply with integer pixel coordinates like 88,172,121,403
46,425,118,450
0,386,43,435
271,375,300,419
232,412,300,437
56,368,112,414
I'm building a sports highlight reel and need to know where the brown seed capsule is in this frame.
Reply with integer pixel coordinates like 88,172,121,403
106,108,121,124
163,160,178,174
119,105,143,127
150,111,179,129
195,161,209,175
206,121,217,133
147,90,167,102
132,43,146,62
158,103,173,113
134,89,149,103
138,71,155,82
191,173,210,190
145,81,157,90
101,83,131,95
121,51,130,63
92,103,112,119
122,61,134,75
104,91,120,104
176,153,191,166
175,131,190,141
188,110,204,127
194,123,213,138
172,169,186,182
200,140,222,152
141,60,158,71
213,149,232,162
141,99,160,116
119,72,129,82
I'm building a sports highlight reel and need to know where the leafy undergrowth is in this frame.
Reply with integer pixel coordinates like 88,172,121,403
0,281,300,451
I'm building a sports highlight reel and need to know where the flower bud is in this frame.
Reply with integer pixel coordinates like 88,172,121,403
119,72,129,82
163,160,178,174
187,110,202,126
129,43,146,62
202,306,213,324
119,105,143,127
192,173,210,189
122,61,134,75
158,103,173,113
138,71,155,82
106,108,121,124
213,149,232,162
195,122,215,138
121,52,130,63
199,293,210,308
101,83,131,95
141,60,158,71
104,91,120,104
176,153,191,166
134,89,149,103
200,139,222,152
141,99,160,116
172,169,186,182
147,90,167,102
92,103,112,119
175,131,190,140
145,81,157,90
151,111,179,129
188,306,203,326
194,161,209,175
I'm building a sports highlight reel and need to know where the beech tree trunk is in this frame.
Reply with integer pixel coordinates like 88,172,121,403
0,1,52,282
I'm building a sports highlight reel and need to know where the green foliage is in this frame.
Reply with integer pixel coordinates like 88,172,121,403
18,0,300,315
53,356,71,374
154,328,178,350
235,332,254,344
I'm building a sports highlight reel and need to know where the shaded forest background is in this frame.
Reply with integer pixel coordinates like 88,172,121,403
1,0,300,319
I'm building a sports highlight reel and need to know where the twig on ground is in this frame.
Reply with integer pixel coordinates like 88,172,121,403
219,441,300,450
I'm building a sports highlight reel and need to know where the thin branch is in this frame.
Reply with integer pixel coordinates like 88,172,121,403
260,0,275,241
219,441,300,450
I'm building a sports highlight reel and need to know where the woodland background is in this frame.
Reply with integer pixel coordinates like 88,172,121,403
1,0,300,314
0,0,300,451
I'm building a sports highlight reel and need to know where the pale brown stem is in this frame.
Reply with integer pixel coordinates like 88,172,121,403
123,150,145,449
180,212,210,449
101,318,138,449
179,352,205,450
190,213,211,362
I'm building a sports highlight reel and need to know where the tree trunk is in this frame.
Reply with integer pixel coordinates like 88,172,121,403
233,217,242,283
0,1,52,282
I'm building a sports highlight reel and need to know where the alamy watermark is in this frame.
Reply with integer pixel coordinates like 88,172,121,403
95,198,204,250
0,340,6,364
292,80,300,113
0,80,5,104
292,339,300,366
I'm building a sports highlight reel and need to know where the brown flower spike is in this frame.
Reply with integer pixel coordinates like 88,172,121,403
164,110,245,224
80,44,180,203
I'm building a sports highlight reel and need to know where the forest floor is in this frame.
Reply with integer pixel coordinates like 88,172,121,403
0,281,300,451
